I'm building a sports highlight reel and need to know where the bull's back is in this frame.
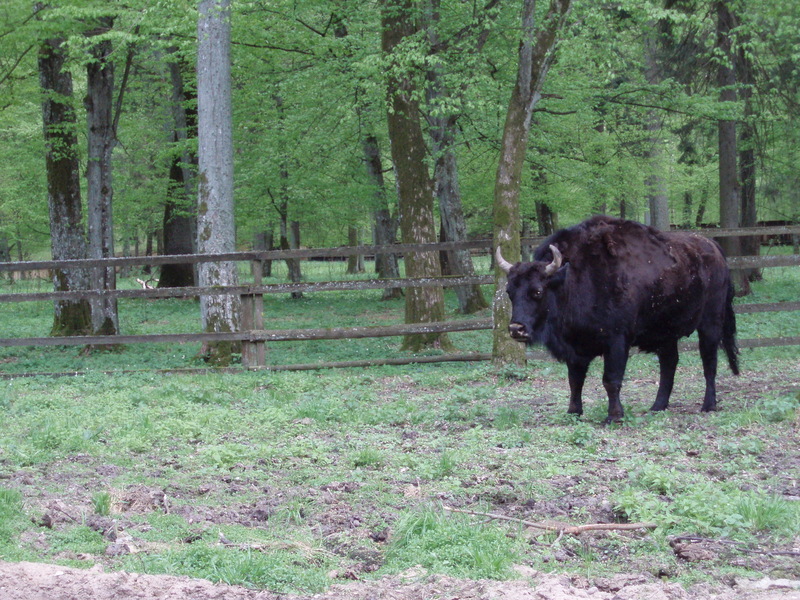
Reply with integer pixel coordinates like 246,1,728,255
631,233,731,350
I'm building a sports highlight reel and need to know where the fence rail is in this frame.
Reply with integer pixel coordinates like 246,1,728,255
0,225,798,373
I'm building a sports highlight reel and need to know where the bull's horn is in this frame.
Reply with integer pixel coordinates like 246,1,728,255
544,244,562,276
495,246,514,274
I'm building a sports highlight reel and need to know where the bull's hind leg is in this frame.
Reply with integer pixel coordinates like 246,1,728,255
651,341,679,412
602,340,629,423
698,329,720,412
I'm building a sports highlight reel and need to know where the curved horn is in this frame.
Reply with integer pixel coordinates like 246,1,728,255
544,244,563,276
495,246,514,274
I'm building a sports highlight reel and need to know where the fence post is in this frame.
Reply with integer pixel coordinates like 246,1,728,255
241,259,265,368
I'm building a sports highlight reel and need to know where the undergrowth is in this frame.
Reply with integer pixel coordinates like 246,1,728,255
0,261,797,592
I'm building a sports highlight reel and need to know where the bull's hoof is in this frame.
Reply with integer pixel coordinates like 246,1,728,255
700,404,717,413
649,403,668,412
603,415,624,425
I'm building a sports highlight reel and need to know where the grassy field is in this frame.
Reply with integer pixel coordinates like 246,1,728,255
0,256,798,594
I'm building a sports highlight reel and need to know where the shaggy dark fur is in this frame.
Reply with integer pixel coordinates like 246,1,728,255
501,215,739,422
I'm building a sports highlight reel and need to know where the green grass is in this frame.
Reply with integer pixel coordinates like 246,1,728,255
0,256,797,592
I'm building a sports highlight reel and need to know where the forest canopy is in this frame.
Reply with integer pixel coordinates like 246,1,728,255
0,0,797,258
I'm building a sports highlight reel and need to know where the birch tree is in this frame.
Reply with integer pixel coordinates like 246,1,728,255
196,0,240,365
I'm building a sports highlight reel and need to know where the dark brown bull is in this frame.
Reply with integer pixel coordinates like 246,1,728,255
497,216,739,422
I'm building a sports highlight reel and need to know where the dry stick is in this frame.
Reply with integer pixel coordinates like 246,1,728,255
443,506,657,535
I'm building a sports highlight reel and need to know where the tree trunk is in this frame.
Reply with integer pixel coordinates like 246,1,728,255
253,230,273,278
159,56,197,288
85,19,119,336
347,226,365,274
381,0,452,352
716,0,749,295
737,33,760,282
278,211,303,299
429,114,488,314
520,220,533,262
531,162,557,237
196,0,240,365
159,155,197,287
425,6,487,315
364,135,402,299
643,23,669,231
38,36,92,336
492,0,572,365
290,220,303,284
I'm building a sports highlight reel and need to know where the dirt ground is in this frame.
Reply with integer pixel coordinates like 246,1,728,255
2,560,800,600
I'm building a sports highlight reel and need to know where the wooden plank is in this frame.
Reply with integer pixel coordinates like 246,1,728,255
1,225,797,273
735,301,800,314
678,336,800,351
728,254,800,269
2,334,798,379
0,275,496,303
2,251,798,303
0,318,493,348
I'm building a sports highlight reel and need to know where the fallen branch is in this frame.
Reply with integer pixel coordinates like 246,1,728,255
442,506,657,535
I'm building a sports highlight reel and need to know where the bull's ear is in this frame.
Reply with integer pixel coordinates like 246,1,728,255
545,263,568,289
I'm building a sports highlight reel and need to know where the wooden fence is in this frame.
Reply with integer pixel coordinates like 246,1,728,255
0,225,798,374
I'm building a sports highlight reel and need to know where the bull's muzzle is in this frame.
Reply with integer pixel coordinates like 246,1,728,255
508,322,529,341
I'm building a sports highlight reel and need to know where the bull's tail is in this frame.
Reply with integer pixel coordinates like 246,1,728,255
723,279,740,375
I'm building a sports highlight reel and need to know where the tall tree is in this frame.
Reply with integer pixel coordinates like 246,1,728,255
643,17,669,231
38,35,92,336
271,91,303,298
84,15,119,335
196,0,240,365
381,0,451,352
159,56,197,288
737,28,760,281
715,0,749,295
363,133,402,299
492,0,572,365
423,0,491,314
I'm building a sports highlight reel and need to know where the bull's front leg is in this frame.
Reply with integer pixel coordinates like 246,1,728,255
566,358,591,416
602,340,629,423
651,341,679,411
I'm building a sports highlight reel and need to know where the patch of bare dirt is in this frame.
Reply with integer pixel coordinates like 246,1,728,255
2,561,800,600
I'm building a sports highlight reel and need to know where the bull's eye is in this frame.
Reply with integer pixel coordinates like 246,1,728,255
529,288,543,299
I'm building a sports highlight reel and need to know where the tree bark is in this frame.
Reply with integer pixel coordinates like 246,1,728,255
363,134,402,299
737,33,760,281
492,0,572,365
381,0,452,352
160,154,197,287
716,0,749,295
196,0,240,365
643,21,669,231
424,2,487,314
253,230,273,278
85,17,119,336
346,226,365,274
38,36,92,336
428,107,488,314
159,56,197,288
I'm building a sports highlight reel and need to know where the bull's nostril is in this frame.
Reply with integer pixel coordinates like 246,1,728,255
508,323,526,337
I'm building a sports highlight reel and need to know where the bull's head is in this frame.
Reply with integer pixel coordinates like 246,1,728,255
496,245,563,343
